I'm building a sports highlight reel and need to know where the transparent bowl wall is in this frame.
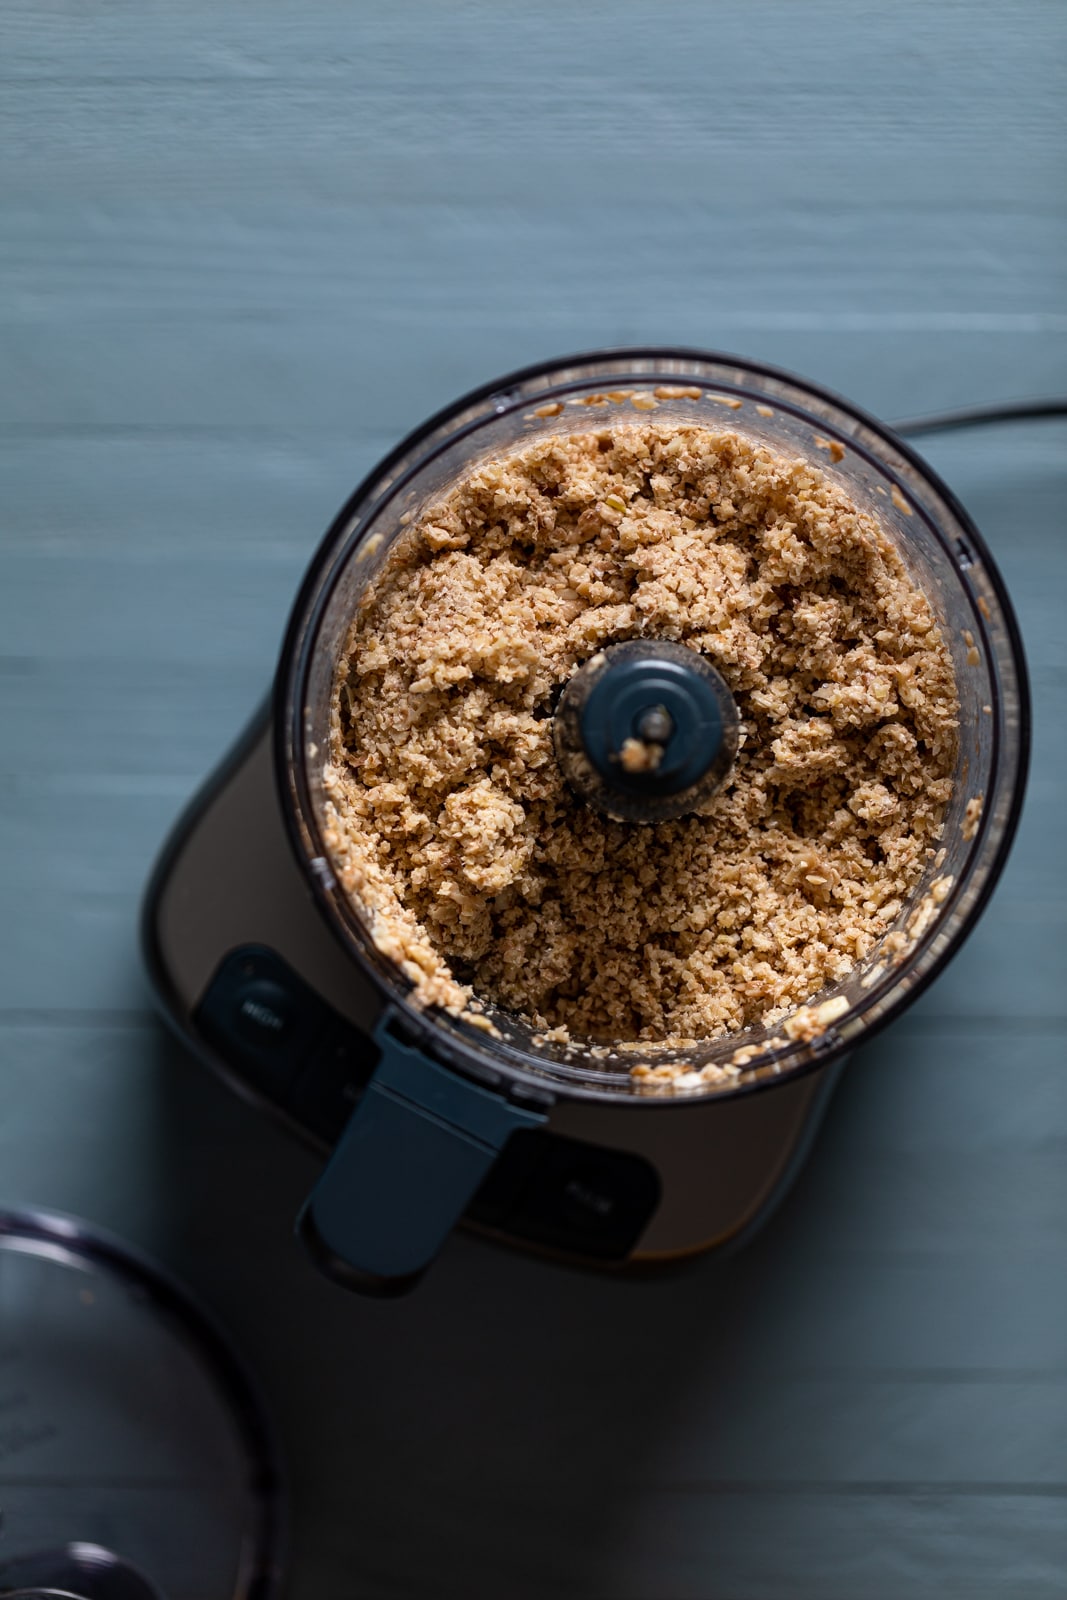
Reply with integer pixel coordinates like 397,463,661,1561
279,351,1028,1103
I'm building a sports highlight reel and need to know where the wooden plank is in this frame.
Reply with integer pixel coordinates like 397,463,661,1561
1,2,1063,218
2,439,1063,661
2,767,1059,1014
4,1019,1067,1353
0,436,389,556
307,1491,1067,1599
0,660,266,782
600,1491,1067,1600
2,320,1064,440
0,528,1060,669
3,209,1063,329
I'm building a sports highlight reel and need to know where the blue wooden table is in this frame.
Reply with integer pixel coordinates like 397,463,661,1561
2,3,1065,1595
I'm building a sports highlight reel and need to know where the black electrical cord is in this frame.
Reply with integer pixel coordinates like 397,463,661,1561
891,397,1067,437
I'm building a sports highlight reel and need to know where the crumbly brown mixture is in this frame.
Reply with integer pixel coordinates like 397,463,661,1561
322,424,958,1050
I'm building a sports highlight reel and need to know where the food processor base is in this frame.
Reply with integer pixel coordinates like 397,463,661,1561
143,708,845,1271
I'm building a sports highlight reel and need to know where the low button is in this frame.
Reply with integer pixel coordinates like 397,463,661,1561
233,979,296,1046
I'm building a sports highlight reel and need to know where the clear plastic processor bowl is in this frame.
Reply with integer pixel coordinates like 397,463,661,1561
276,349,1029,1106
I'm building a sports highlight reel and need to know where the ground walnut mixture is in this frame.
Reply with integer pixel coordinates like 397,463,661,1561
321,424,959,1051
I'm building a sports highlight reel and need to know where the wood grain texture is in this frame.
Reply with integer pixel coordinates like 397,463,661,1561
1,2,1065,1596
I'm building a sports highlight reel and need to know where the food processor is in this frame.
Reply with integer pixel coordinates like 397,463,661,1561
0,1209,285,1600
143,349,1029,1295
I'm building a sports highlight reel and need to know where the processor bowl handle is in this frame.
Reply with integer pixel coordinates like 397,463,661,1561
298,1013,547,1294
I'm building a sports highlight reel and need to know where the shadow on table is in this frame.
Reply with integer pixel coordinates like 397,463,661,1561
145,1020,849,1600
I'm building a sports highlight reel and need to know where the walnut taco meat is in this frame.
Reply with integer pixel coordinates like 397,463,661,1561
321,424,959,1061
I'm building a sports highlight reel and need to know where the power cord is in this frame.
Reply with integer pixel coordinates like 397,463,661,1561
892,397,1067,437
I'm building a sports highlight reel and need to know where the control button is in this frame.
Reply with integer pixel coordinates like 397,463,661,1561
195,946,335,1105
470,1130,661,1262
560,1172,617,1224
233,979,296,1046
